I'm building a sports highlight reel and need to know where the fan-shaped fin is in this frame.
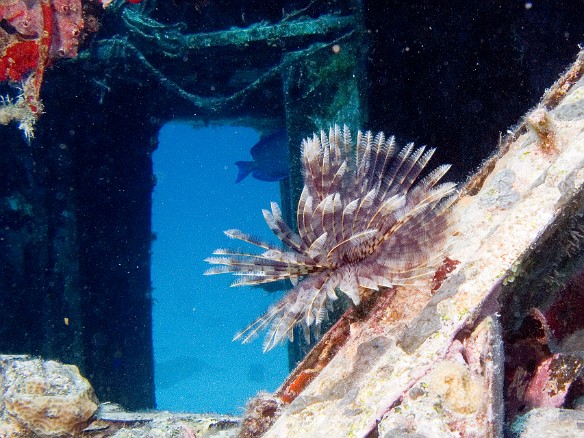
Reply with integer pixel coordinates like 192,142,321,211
223,229,279,251
307,232,328,259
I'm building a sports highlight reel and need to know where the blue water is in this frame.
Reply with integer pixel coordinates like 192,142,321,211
152,123,289,414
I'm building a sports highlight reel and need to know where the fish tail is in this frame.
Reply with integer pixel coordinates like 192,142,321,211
235,161,255,183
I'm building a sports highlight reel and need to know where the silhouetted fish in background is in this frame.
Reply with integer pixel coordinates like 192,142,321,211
235,130,289,183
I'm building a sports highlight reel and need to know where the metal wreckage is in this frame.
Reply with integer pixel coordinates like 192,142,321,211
2,1,584,436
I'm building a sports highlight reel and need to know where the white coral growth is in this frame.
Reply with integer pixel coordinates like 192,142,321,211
206,125,456,351
0,77,43,141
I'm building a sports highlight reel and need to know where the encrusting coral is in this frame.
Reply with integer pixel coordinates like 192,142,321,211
0,355,98,437
206,125,457,351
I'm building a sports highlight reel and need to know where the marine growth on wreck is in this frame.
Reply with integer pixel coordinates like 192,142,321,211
2,0,584,436
206,125,457,351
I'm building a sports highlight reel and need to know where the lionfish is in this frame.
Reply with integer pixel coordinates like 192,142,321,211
205,125,457,351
